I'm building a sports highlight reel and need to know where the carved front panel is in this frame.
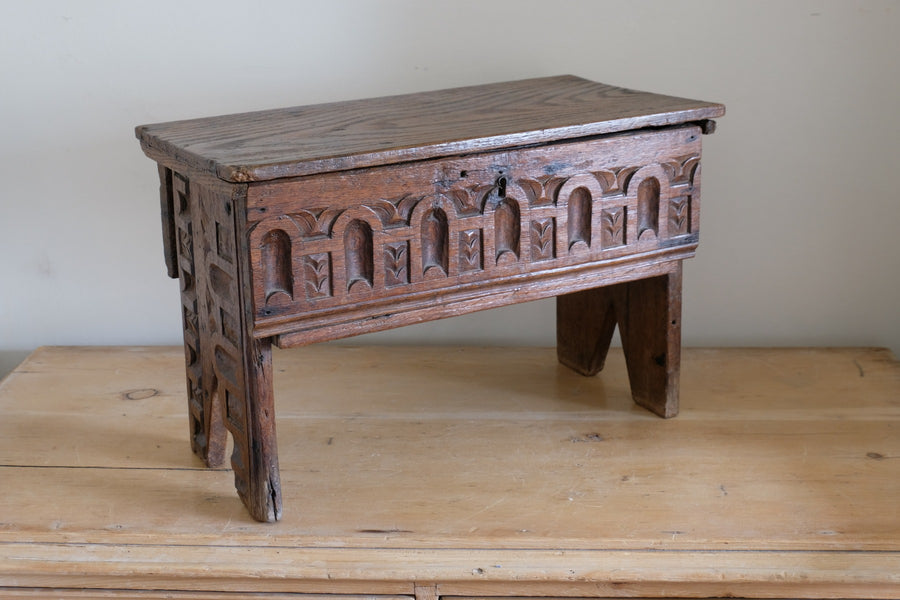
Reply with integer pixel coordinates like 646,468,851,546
246,125,703,328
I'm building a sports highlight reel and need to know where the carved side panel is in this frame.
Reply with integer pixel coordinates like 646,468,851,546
171,169,256,490
199,184,245,480
174,171,279,520
171,172,210,460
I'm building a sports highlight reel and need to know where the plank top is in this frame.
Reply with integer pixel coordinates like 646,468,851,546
136,75,724,182
0,346,898,595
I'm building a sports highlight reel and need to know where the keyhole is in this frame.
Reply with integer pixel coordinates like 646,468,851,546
497,176,507,197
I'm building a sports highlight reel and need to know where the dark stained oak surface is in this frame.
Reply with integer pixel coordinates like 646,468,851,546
136,75,724,182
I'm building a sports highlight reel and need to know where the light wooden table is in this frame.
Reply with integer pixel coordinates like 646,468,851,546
1,346,898,599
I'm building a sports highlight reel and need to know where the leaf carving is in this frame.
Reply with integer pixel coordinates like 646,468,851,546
592,167,638,196
364,194,424,228
601,207,625,247
530,218,555,260
662,155,700,185
447,184,494,216
303,253,331,298
384,242,409,286
288,208,345,238
517,175,568,206
459,229,482,271
669,197,689,235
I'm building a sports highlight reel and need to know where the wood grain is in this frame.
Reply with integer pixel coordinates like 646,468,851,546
136,75,724,182
1,346,898,597
557,264,682,418
0,592,411,600
619,264,682,417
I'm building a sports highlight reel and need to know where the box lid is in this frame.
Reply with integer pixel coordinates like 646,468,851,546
136,75,724,183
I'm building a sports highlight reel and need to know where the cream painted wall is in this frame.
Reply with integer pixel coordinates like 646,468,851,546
2,0,899,378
